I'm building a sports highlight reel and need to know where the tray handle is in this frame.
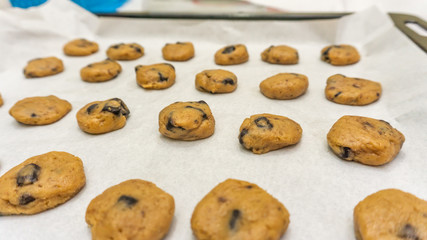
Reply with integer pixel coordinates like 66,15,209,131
389,13,427,53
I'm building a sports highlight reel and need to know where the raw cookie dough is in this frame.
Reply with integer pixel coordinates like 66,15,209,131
325,74,382,106
80,59,122,82
63,38,99,56
261,45,299,65
159,101,215,140
0,151,85,215
321,44,360,65
76,98,130,134
135,63,175,89
86,179,175,240
239,114,302,154
260,73,308,100
106,43,144,60
215,44,249,65
354,189,427,240
327,115,405,166
162,41,195,61
191,178,290,240
23,57,64,78
9,95,72,125
195,69,237,94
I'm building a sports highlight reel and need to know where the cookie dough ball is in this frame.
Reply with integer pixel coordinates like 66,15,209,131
261,45,299,65
195,69,237,94
239,114,302,154
0,93,3,107
23,57,64,78
191,178,290,240
135,63,175,89
321,44,360,65
106,43,144,60
9,95,72,125
215,44,249,65
162,41,195,61
0,151,85,215
63,38,99,56
327,115,405,166
325,74,381,106
80,59,122,82
354,189,427,240
86,179,175,240
260,73,308,100
159,101,215,141
76,98,130,134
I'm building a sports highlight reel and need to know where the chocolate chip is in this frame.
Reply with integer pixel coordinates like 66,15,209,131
86,103,98,114
254,117,273,129
87,64,93,68
334,92,342,98
19,194,35,205
112,44,123,49
176,41,185,45
31,113,37,117
16,163,41,187
245,185,253,189
158,72,168,82
222,78,235,85
135,65,142,72
117,195,138,208
376,92,380,97
102,98,130,118
322,47,333,62
341,147,352,159
352,84,360,88
380,120,391,125
218,197,227,203
222,45,236,54
362,121,374,128
239,128,248,144
198,100,207,104
397,224,420,240
166,117,185,131
229,209,241,230
185,106,207,119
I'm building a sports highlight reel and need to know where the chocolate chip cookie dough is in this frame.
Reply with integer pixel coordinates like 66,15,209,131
159,101,215,140
261,45,299,65
327,115,405,166
86,179,175,240
80,59,122,82
106,43,144,60
191,179,290,240
260,73,308,100
354,189,427,240
135,63,176,89
321,44,360,65
9,95,72,125
0,151,86,215
325,74,382,106
239,114,302,154
162,41,195,61
23,57,64,78
76,98,130,134
195,69,237,94
63,38,99,56
215,44,249,65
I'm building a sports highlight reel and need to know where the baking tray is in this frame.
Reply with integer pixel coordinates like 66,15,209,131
98,12,427,53
1,6,427,240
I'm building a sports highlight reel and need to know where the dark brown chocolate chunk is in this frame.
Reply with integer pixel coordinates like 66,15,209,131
102,98,130,118
86,103,98,114
185,106,207,119
222,78,235,85
397,224,420,240
239,129,248,145
322,47,333,62
19,194,36,205
334,91,342,98
158,72,168,82
254,117,273,129
31,113,37,117
16,163,41,187
229,209,241,230
112,43,123,49
166,117,185,131
222,46,236,54
341,146,352,159
117,195,138,208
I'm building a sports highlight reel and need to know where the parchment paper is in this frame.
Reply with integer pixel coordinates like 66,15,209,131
0,1,426,239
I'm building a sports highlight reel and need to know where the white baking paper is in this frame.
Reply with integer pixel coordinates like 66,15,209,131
0,1,426,239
